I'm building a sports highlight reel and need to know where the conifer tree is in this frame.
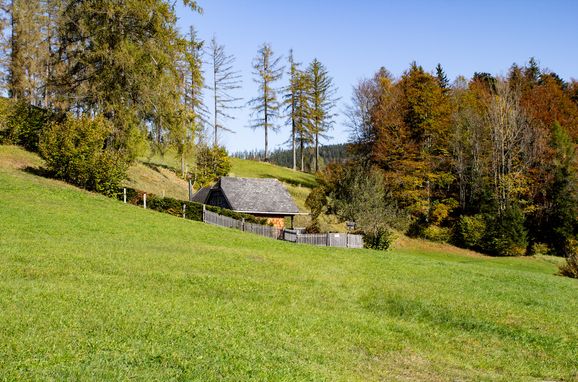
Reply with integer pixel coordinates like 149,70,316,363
544,122,578,256
435,63,449,91
284,49,300,170
308,58,337,172
206,36,242,147
294,69,313,171
248,43,283,161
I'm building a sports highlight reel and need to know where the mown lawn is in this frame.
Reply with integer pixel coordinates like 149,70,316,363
0,146,577,381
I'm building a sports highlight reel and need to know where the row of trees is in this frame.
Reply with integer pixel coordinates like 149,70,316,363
312,59,578,259
0,0,204,164
0,1,339,180
249,46,339,172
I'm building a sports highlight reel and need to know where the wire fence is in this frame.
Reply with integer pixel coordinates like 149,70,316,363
204,209,363,249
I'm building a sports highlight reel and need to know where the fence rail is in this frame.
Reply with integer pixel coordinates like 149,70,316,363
204,209,363,249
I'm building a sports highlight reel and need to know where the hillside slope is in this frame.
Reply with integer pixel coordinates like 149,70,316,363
0,145,577,381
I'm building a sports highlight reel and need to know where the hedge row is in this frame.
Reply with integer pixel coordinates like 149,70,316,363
118,187,269,225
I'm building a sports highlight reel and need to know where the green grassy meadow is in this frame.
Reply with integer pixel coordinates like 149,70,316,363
0,145,577,381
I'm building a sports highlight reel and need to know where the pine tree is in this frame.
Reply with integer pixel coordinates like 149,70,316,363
248,43,283,161
294,69,313,171
183,26,207,141
284,49,300,170
206,36,242,147
308,58,337,172
544,122,578,256
435,63,449,91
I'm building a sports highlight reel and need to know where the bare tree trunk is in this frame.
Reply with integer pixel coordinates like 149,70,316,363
264,86,268,161
300,138,304,172
291,108,296,170
315,132,319,172
213,65,218,147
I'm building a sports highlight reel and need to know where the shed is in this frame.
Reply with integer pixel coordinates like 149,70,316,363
191,176,300,229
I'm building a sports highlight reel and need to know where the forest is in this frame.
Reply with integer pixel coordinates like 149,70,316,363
311,59,578,268
0,1,576,275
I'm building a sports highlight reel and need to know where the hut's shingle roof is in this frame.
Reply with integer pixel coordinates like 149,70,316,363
219,177,299,215
190,186,210,204
191,177,299,215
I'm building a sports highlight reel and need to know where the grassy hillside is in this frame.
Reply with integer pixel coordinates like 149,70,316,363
137,151,318,227
1,145,577,381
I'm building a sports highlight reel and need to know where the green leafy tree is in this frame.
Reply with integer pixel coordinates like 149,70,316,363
193,145,231,188
39,115,129,196
248,43,283,161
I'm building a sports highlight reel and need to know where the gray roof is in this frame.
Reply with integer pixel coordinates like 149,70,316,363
191,186,210,204
218,177,300,215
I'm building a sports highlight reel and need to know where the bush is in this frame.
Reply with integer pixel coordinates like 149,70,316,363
39,115,129,196
194,145,231,188
421,225,452,243
0,99,56,152
454,215,487,250
558,253,578,279
364,228,395,251
483,205,528,256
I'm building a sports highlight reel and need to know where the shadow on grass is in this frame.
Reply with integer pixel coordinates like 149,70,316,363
23,165,53,178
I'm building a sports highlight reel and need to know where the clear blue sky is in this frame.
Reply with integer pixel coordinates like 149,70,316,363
175,0,578,153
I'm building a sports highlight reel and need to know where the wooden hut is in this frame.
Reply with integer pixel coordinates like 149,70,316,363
191,177,300,229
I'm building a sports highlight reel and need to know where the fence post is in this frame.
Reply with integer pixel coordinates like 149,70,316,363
123,188,126,204
182,204,186,219
326,233,330,247
241,218,245,231
143,193,147,209
202,204,206,222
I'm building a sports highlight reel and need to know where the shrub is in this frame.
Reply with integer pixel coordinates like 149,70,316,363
194,145,231,188
483,205,528,256
39,115,129,196
364,228,395,251
0,99,56,152
558,253,578,279
421,225,452,243
454,215,487,250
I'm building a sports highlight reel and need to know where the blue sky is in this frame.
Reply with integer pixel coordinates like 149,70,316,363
176,0,578,153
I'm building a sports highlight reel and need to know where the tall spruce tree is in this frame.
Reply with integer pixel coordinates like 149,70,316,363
435,63,449,91
206,36,242,147
284,49,300,170
544,122,578,256
248,43,283,161
308,58,337,172
294,69,313,171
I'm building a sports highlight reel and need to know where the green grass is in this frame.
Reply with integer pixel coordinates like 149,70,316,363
1,145,577,381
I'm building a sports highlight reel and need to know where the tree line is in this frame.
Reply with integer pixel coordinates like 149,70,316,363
0,0,341,189
310,59,578,263
232,143,349,170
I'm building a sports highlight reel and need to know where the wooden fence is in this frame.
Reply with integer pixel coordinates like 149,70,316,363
203,210,282,239
203,209,363,249
284,230,363,249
